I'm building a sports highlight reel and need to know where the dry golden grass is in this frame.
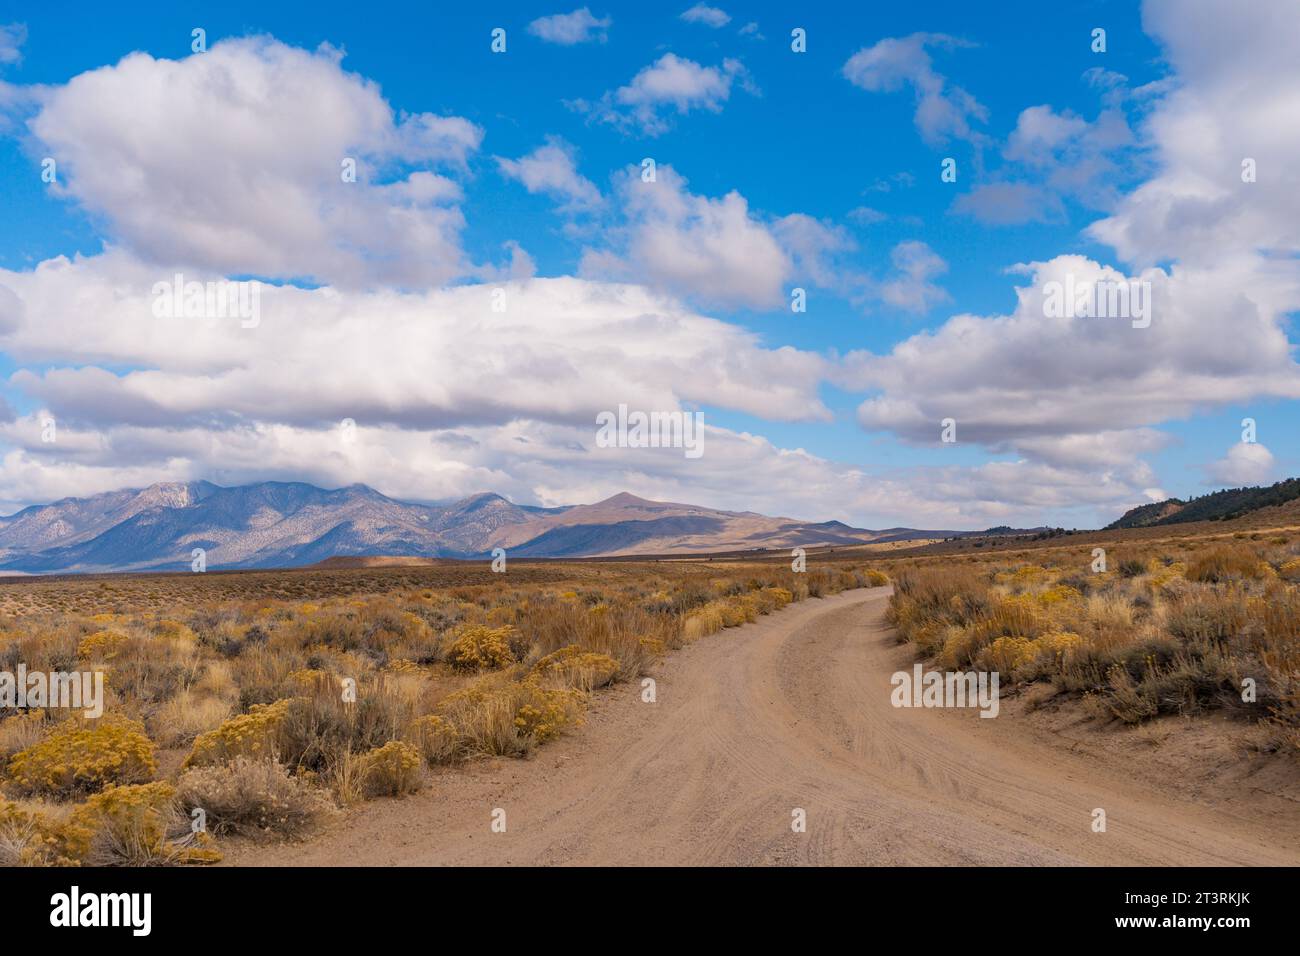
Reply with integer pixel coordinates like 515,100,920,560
883,534,1300,748
0,558,884,865
149,692,233,748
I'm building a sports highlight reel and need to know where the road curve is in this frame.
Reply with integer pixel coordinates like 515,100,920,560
230,587,1299,866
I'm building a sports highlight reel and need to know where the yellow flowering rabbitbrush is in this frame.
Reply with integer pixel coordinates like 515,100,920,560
9,715,156,797
357,741,423,797
184,698,295,768
63,781,221,866
76,630,129,661
530,645,620,690
514,684,584,744
0,798,72,866
448,624,516,670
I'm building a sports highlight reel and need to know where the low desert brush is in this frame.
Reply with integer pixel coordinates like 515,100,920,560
354,741,423,798
184,698,295,768
448,624,516,670
1,557,899,865
1186,544,1268,584
275,679,416,776
177,757,330,838
409,713,459,765
529,645,620,691
61,781,220,866
0,797,72,866
8,715,156,797
149,690,232,748
888,546,1300,737
434,676,585,757
0,708,49,761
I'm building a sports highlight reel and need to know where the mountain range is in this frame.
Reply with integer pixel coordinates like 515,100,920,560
0,481,983,575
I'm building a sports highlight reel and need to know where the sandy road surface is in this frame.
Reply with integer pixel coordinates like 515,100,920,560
230,588,1299,866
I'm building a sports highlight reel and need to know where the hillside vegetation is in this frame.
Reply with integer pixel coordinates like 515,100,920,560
1107,477,1300,529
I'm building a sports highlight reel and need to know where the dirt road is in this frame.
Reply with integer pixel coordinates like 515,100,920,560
230,588,1299,866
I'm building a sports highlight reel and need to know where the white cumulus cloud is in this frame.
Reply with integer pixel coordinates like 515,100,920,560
680,4,730,28
528,8,611,45
571,53,755,136
843,33,987,148
1205,442,1275,487
580,165,792,310
25,37,482,289
496,137,603,212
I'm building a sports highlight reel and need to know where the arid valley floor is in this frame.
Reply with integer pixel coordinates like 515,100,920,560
3,500,1299,866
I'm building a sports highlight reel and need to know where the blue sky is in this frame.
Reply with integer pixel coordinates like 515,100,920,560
0,0,1296,529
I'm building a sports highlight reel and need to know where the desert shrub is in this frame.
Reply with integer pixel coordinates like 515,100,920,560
287,667,329,688
1081,594,1138,652
177,757,330,838
0,798,71,866
1165,589,1247,646
1092,665,1160,723
9,715,156,797
1106,636,1183,681
933,625,980,671
1037,584,1082,606
2,626,80,677
1057,572,1092,595
764,587,794,608
62,781,220,866
447,625,516,670
435,677,585,758
194,659,237,701
836,569,863,590
717,601,749,627
888,567,991,643
972,595,1045,643
887,544,1300,732
0,709,49,761
1006,564,1047,589
977,636,1036,676
230,647,309,709
1117,558,1147,578
148,691,232,748
683,604,724,640
519,598,667,676
410,714,459,765
355,741,423,798
152,619,198,643
1144,650,1240,713
434,680,528,757
294,610,367,653
670,581,714,614
485,604,519,627
513,683,585,744
76,630,129,660
1267,693,1300,753
1091,643,1241,724
1036,630,1083,665
184,698,295,768
529,645,620,691
274,679,415,776
1252,587,1300,747
103,633,204,706
865,570,890,587
1186,544,1267,583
